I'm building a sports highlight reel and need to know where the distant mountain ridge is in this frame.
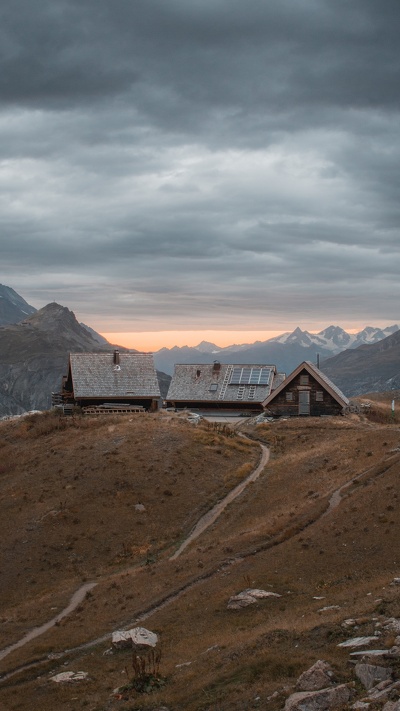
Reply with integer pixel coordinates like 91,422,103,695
154,324,399,375
321,329,400,396
0,284,37,325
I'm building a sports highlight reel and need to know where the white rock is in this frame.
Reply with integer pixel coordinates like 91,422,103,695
227,588,281,609
338,636,377,648
51,671,88,683
112,626,158,650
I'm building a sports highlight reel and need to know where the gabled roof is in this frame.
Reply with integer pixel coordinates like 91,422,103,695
262,360,349,408
167,363,278,404
69,353,160,398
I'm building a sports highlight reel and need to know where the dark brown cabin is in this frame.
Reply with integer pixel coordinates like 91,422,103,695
262,361,349,417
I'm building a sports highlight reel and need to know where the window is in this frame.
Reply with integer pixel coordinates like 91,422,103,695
286,392,294,401
299,374,309,385
209,383,218,392
315,391,324,402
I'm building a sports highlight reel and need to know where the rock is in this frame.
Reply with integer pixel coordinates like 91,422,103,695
284,684,352,710
50,671,88,683
227,588,281,609
338,636,377,648
352,703,370,710
382,701,400,711
366,680,400,701
112,626,158,651
296,660,335,691
383,618,400,634
135,503,146,512
355,663,392,690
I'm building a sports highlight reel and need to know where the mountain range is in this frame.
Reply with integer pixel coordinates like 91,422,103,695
153,324,399,376
0,284,399,412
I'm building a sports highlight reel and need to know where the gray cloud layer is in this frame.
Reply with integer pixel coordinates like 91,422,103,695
1,0,400,332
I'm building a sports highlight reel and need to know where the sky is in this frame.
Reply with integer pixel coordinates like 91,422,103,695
1,0,400,351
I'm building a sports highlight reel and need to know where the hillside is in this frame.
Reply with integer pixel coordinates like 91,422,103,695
1,406,400,710
321,329,400,396
0,284,37,325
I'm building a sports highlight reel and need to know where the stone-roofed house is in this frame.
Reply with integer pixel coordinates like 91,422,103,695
166,361,284,412
61,350,161,411
262,360,349,417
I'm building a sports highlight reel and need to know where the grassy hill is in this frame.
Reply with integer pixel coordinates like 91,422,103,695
0,405,400,710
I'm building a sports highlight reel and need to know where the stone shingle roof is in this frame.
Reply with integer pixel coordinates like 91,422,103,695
69,353,160,398
167,363,277,404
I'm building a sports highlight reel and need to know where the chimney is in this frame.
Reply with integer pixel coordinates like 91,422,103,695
213,360,221,372
316,353,320,369
113,349,120,365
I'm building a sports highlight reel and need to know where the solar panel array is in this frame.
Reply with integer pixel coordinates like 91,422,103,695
229,367,271,386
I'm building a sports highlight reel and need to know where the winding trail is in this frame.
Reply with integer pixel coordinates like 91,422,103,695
0,439,268,670
0,582,97,663
170,440,270,559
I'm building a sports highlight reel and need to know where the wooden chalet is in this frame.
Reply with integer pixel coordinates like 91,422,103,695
262,360,349,417
166,361,285,412
61,350,161,412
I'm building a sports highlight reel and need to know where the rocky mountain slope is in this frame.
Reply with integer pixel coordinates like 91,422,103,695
0,407,399,710
154,325,399,376
0,303,115,415
321,329,400,396
0,284,37,325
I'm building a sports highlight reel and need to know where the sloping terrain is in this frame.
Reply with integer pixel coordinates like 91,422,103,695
321,329,400,396
0,284,37,326
0,406,400,710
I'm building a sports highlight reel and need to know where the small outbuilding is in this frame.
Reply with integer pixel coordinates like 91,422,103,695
60,350,161,411
262,360,349,417
166,361,285,412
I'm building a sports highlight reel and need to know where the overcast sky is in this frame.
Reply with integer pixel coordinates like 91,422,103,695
1,0,400,347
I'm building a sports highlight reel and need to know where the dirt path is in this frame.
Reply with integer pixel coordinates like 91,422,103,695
0,441,269,670
170,441,270,559
0,582,97,663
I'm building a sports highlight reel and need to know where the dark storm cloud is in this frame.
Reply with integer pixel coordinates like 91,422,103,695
1,0,400,332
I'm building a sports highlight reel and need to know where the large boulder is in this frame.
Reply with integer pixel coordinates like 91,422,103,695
296,660,335,691
355,663,392,690
112,626,158,651
227,588,281,610
284,684,352,711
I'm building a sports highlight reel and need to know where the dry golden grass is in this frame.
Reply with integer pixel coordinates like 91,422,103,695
1,409,400,710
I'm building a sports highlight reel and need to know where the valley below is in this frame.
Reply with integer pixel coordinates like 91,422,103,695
0,402,400,710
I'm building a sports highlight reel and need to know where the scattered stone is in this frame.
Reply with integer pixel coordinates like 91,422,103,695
352,703,370,710
284,683,352,710
355,663,392,690
112,626,158,651
296,660,335,691
135,503,146,512
391,578,400,586
227,588,281,609
318,605,340,612
343,619,357,628
50,671,88,683
175,661,191,668
383,618,400,634
338,636,377,648
382,701,400,711
365,680,400,703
